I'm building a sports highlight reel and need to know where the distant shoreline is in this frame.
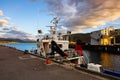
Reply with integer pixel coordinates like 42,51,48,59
0,42,19,44
0,42,36,44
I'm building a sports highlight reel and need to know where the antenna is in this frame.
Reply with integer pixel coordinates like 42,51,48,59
50,17,60,24
47,17,60,40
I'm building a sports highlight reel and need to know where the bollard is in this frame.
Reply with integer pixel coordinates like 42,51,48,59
46,58,51,64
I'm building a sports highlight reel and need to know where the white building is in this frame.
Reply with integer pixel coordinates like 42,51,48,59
90,26,116,45
90,30,101,45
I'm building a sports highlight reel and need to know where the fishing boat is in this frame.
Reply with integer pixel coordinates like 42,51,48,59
30,17,83,64
29,17,120,79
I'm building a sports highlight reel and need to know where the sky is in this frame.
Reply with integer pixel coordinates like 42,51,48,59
0,0,120,40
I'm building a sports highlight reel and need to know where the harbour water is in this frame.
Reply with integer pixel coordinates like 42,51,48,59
3,43,37,51
2,43,120,72
83,50,120,72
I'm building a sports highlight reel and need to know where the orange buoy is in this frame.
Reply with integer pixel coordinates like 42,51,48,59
46,59,51,64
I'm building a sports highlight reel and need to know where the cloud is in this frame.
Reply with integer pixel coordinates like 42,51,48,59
58,26,68,34
0,19,9,27
4,17,11,21
0,24,33,39
1,26,35,40
113,18,120,24
0,10,9,27
2,28,10,31
0,10,35,40
45,0,120,32
11,26,19,30
0,10,3,16
0,30,6,33
1,29,35,40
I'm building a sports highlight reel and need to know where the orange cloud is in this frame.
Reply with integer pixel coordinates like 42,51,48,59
46,0,120,32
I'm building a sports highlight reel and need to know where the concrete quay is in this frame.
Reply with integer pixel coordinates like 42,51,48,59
0,46,110,80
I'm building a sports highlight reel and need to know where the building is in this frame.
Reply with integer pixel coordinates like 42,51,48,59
90,26,120,45
91,30,101,45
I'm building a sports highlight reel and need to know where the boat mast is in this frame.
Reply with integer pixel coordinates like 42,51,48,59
48,17,59,40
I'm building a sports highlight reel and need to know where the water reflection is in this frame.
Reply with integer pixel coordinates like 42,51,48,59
110,54,120,72
101,53,113,70
83,50,120,72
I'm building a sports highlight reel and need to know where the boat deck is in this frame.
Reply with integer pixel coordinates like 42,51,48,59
0,46,110,80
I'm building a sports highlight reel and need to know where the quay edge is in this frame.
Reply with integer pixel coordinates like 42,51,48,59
0,45,109,80
75,66,120,80
27,46,120,80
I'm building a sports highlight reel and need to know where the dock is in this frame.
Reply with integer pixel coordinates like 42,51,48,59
0,46,111,80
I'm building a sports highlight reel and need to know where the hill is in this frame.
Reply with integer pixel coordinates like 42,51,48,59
0,38,35,43
0,33,90,44
69,33,90,44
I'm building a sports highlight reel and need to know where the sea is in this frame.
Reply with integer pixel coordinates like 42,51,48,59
1,43,120,72
3,43,37,51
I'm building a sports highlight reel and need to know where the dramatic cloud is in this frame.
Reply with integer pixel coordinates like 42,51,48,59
45,0,120,33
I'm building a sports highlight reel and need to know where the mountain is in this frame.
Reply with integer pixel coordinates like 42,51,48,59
0,33,90,44
0,38,35,43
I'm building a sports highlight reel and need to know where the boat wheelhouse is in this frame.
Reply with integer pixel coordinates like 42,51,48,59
36,18,69,57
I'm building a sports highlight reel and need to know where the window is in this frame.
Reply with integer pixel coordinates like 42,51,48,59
115,36,120,43
111,38,114,44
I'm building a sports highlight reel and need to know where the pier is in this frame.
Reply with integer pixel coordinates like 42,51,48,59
0,45,111,80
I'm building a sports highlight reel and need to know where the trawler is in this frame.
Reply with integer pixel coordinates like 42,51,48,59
36,17,69,58
28,17,86,67
30,17,101,68
29,18,120,78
